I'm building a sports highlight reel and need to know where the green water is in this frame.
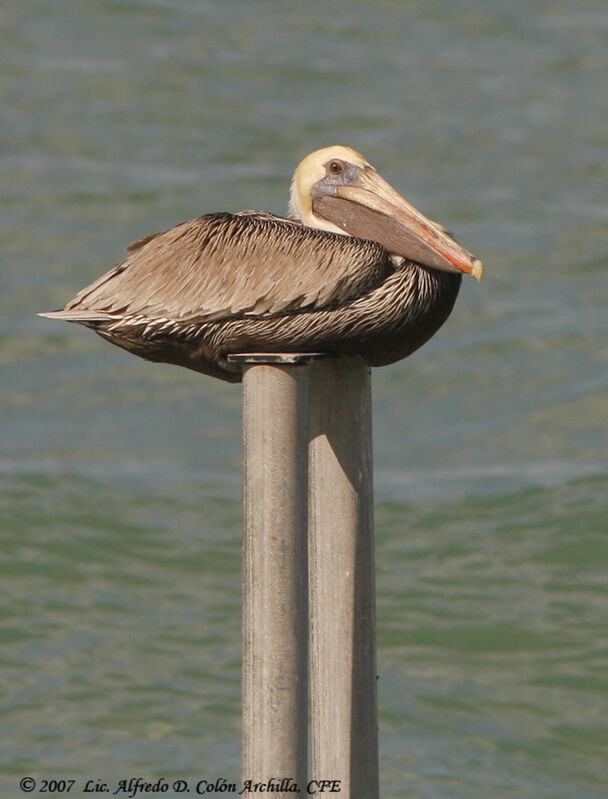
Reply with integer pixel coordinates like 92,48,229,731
2,1,607,797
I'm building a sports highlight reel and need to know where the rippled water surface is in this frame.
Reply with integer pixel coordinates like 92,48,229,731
2,1,607,797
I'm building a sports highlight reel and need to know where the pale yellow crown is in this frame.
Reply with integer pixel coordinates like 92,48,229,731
288,146,372,229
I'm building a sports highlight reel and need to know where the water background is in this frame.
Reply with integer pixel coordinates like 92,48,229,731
2,1,607,796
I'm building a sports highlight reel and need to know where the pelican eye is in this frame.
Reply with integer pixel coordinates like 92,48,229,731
327,159,345,175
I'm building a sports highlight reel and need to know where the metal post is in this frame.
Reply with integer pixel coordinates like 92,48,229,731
232,354,325,797
231,352,378,799
308,357,378,799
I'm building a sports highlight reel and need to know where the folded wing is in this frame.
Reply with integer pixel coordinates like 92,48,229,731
45,213,394,324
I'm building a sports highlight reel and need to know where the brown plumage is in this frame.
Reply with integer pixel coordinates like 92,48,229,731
41,146,483,382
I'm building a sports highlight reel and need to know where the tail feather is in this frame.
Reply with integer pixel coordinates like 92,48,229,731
38,309,115,322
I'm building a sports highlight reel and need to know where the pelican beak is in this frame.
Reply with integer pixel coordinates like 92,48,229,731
313,168,484,281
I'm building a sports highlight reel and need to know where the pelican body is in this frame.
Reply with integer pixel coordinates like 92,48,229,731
41,146,483,382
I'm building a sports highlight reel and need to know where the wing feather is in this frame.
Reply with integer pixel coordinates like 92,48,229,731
63,213,392,322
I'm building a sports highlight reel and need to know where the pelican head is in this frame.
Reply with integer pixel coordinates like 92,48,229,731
289,145,483,281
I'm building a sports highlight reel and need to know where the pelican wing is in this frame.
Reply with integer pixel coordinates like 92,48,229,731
60,213,392,322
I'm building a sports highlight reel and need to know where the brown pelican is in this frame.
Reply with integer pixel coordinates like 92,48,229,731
41,146,483,382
